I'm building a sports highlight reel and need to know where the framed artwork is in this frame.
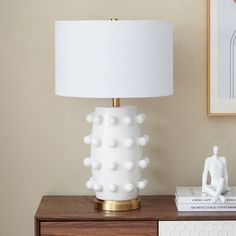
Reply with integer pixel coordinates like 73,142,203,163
208,0,236,114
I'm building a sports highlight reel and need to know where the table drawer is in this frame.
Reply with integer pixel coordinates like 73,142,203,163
159,221,236,236
41,221,157,236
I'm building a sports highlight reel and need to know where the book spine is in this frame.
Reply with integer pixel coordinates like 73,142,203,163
176,204,236,212
176,197,236,204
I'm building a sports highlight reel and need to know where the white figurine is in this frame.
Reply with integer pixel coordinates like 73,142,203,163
202,146,230,203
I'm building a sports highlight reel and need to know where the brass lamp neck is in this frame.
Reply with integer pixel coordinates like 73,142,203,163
112,98,120,107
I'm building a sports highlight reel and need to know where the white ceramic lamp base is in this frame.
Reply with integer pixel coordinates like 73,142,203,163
83,106,149,211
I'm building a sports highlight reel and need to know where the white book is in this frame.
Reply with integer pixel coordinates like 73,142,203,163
176,186,236,204
175,199,236,212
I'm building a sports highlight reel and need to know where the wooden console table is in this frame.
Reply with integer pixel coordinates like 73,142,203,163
35,196,236,236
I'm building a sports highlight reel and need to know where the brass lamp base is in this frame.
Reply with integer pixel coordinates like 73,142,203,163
95,198,141,211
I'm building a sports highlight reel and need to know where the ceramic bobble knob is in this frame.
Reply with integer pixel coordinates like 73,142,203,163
139,157,150,169
123,116,133,125
93,184,103,192
84,135,92,145
124,161,134,170
108,139,117,148
125,183,134,193
108,116,118,125
94,115,103,125
109,184,118,192
91,138,101,147
137,179,148,190
125,138,134,148
136,113,146,124
108,162,117,171
92,160,101,170
86,179,93,189
83,157,91,167
138,135,150,147
86,113,94,123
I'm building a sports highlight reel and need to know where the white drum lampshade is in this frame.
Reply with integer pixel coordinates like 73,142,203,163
55,20,173,211
55,20,173,98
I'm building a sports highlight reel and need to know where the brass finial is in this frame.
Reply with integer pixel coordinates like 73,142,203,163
112,98,120,107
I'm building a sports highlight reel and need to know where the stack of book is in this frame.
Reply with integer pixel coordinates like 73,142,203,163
175,186,236,211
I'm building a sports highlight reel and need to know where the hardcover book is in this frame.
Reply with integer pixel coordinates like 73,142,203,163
175,199,236,212
176,186,236,204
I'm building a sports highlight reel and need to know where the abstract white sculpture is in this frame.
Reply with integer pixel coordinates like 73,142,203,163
55,20,173,211
202,146,230,203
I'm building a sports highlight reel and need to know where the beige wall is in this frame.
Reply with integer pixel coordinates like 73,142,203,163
1,0,236,235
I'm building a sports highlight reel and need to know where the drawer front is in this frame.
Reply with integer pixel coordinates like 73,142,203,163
159,221,236,236
41,221,157,236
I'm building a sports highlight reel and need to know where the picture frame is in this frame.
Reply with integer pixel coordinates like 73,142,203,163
208,0,236,115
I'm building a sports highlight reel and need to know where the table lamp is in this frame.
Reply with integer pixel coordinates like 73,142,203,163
55,20,173,211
